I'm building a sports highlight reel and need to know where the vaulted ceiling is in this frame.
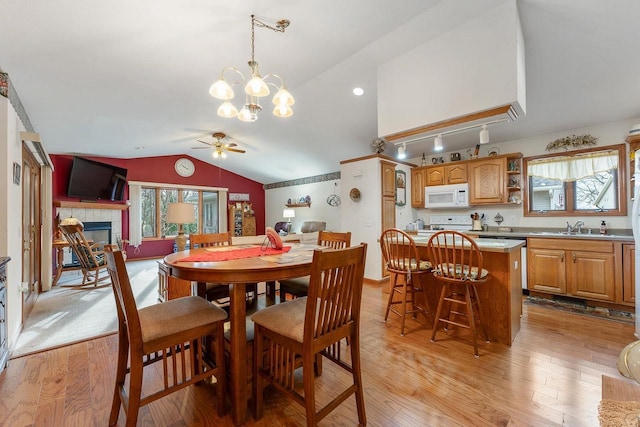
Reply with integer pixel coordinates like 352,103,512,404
1,0,639,184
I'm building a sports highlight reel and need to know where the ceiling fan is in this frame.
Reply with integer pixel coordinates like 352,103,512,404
192,132,246,158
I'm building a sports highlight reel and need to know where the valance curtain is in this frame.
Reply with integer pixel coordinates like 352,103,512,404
527,151,618,182
128,184,142,247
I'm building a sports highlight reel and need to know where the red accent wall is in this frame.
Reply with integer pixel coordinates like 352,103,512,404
51,154,265,259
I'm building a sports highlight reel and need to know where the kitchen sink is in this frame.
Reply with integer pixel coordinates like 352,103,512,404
529,231,615,237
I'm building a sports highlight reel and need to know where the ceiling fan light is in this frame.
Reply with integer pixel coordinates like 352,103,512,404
273,104,293,118
221,150,227,159
272,88,295,106
209,79,234,100
217,102,238,118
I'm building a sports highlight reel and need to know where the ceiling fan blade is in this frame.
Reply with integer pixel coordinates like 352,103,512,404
196,139,213,146
226,148,246,153
225,142,238,148
191,146,212,149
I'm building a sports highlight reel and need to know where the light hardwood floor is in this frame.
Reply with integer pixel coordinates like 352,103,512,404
0,283,636,426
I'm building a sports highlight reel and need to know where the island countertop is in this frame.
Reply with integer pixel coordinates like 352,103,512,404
412,236,526,253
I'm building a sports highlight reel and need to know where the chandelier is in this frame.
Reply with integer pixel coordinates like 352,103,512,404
209,15,295,122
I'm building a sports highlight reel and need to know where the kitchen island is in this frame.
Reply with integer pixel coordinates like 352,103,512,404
412,236,526,346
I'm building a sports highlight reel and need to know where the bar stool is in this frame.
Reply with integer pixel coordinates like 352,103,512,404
427,230,489,357
379,228,432,336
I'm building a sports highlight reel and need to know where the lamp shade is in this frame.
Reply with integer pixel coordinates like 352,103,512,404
60,216,84,229
283,209,295,220
166,203,195,224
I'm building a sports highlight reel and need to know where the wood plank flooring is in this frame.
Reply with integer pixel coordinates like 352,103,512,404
0,283,636,426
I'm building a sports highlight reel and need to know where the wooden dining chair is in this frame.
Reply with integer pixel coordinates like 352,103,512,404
278,230,351,302
104,246,227,426
379,228,432,335
190,232,257,303
427,230,490,357
252,243,368,426
59,223,110,287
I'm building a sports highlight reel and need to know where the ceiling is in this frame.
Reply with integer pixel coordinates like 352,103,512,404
1,0,640,184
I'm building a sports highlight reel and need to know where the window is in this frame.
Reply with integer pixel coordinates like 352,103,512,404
140,186,222,239
523,144,627,217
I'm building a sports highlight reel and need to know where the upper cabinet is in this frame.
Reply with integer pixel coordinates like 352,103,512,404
411,168,426,207
426,164,467,186
468,153,521,205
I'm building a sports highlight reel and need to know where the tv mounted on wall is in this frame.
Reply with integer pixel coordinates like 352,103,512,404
67,157,128,201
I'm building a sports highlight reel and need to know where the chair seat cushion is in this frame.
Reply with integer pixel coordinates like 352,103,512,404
139,296,227,352
251,297,308,343
434,263,488,280
279,276,310,293
388,259,432,272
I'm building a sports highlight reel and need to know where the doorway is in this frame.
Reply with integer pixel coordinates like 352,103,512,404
21,146,42,320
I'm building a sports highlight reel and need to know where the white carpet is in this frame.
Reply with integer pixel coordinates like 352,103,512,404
11,259,160,358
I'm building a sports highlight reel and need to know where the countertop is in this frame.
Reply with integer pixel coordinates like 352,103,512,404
413,236,526,253
469,228,633,242
416,228,634,242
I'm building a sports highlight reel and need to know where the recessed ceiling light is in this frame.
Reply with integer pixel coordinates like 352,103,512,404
352,87,364,96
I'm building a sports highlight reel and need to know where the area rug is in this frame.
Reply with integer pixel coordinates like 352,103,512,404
11,259,160,358
525,295,634,324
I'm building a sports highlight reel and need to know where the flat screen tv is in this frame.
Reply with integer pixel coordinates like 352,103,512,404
67,157,128,201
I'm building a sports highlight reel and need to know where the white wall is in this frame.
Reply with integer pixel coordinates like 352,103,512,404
0,96,26,348
340,157,384,280
378,0,525,137
265,179,342,234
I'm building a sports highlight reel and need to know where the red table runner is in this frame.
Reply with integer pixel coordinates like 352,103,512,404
177,245,291,262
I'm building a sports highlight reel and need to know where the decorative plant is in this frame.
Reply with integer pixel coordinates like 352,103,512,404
115,235,128,251
546,134,598,151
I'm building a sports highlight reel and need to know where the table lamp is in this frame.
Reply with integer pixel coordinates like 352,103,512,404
166,202,195,252
283,209,295,234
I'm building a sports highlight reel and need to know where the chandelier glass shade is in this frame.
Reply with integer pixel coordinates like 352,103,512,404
209,15,294,122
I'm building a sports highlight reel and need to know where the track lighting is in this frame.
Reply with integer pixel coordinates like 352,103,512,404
434,134,443,151
479,124,490,144
397,143,406,159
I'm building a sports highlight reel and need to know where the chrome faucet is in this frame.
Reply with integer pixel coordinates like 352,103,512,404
566,220,585,233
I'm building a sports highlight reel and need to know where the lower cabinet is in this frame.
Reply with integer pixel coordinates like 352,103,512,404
623,244,636,304
528,238,616,302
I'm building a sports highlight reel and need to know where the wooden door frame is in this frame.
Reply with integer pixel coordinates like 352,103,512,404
21,145,42,320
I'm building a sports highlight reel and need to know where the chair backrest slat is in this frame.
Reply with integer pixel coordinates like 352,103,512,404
427,230,484,282
379,228,422,273
190,232,232,248
305,243,367,341
59,224,103,270
104,246,143,353
318,230,351,249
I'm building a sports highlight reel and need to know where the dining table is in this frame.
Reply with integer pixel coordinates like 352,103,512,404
163,242,318,425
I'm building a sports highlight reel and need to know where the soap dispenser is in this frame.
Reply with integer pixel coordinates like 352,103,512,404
600,220,607,235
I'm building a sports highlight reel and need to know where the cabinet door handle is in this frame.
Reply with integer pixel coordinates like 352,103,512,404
560,253,565,262
572,253,576,263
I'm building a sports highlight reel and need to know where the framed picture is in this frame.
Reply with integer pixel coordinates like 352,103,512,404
12,162,20,185
395,170,406,206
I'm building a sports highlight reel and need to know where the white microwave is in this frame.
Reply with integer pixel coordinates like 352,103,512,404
424,183,470,209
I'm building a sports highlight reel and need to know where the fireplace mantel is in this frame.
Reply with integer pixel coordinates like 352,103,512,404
54,201,128,210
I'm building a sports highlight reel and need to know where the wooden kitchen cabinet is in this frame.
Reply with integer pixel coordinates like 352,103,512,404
425,164,467,186
623,243,635,304
411,167,426,207
468,153,522,205
468,157,507,204
381,161,396,197
528,238,616,302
